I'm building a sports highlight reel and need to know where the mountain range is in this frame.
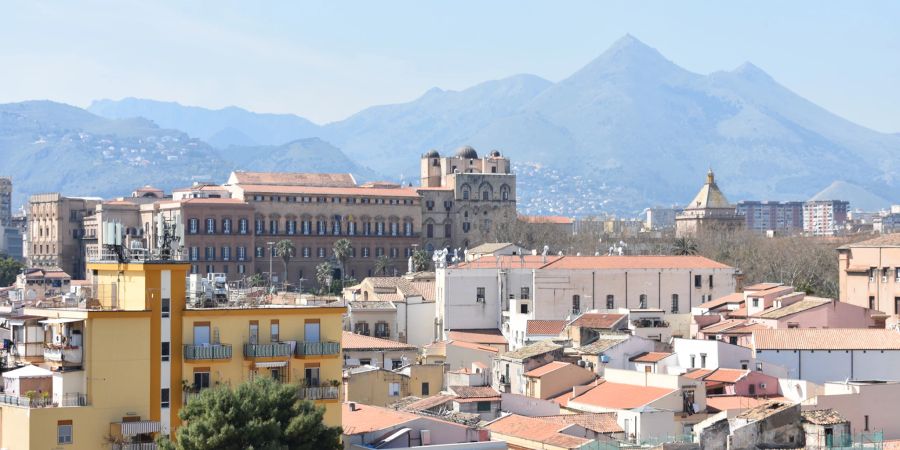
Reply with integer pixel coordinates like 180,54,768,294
4,35,898,215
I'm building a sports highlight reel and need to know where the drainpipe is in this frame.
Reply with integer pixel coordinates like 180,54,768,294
592,271,596,310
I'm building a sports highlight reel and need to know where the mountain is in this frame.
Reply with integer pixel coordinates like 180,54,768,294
221,138,378,182
810,181,893,212
88,98,320,148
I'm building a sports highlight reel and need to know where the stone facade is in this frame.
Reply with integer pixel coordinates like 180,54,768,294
27,193,100,278
675,170,742,238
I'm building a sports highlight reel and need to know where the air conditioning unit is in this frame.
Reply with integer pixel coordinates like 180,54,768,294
759,383,767,389
577,360,587,368
600,355,611,364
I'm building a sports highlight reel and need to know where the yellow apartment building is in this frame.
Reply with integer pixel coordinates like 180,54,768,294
0,258,344,449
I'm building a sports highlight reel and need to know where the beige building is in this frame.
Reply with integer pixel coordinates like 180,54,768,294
837,234,900,316
346,363,444,407
418,146,516,252
524,361,597,400
27,193,101,278
675,170,742,238
341,331,418,370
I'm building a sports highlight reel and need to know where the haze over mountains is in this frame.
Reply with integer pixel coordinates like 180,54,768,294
3,35,897,214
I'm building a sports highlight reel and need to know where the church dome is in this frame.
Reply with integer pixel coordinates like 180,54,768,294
489,150,501,157
455,146,478,159
423,149,440,158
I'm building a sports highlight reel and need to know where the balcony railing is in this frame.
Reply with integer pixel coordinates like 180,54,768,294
298,385,339,401
244,342,292,358
44,345,83,365
184,344,233,360
0,392,86,408
295,341,340,357
112,443,157,450
631,319,670,328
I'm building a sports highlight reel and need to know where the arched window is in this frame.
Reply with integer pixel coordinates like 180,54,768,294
482,190,490,201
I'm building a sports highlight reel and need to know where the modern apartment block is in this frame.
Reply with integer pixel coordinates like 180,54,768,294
803,200,849,237
27,193,101,278
837,234,900,315
0,176,11,226
0,256,344,449
736,201,804,233
418,146,516,252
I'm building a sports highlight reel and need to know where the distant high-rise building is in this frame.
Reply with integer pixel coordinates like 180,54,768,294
675,170,742,237
0,176,11,226
644,207,681,231
27,193,101,278
803,200,849,237
736,201,804,233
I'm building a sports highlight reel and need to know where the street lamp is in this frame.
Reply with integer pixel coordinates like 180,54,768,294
267,241,275,293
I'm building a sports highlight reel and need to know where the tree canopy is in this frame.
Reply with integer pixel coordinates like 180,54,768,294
162,377,341,450
0,256,23,287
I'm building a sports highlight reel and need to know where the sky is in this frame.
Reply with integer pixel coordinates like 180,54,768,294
1,1,898,133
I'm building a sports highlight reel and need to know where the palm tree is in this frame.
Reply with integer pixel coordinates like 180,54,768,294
332,238,352,287
373,255,390,276
411,249,429,272
672,237,698,256
275,240,295,287
315,262,333,295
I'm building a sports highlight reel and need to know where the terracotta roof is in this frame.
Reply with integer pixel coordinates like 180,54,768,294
524,361,577,378
706,396,787,412
341,331,417,351
802,409,848,425
542,255,733,270
449,386,501,399
341,402,420,434
629,352,674,363
570,313,625,329
700,319,748,334
501,341,562,360
755,298,830,319
468,242,516,254
455,255,562,269
575,335,630,354
424,341,447,356
518,215,574,225
527,320,567,336
840,233,900,249
230,171,356,187
744,282,784,291
704,368,748,384
447,329,507,345
404,395,456,412
235,183,419,198
447,340,499,354
486,414,592,449
736,400,795,420
570,381,675,410
698,293,744,310
727,323,769,334
537,413,623,434
682,369,714,380
362,277,435,303
754,328,900,350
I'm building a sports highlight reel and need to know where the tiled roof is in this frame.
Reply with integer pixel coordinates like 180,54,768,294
706,396,787,412
542,255,733,270
447,340,499,354
447,329,508,345
755,298,830,319
682,369,714,380
404,395,456,412
518,215,574,225
341,331,417,351
570,381,675,410
235,183,419,198
537,413,623,434
230,171,356,187
744,282,784,291
449,386,500,399
727,323,769,334
570,313,625,329
736,400,795,420
486,414,592,449
629,352,674,363
698,293,744,310
526,320,567,336
802,409,848,425
840,233,900,249
575,335,630,355
424,341,446,356
454,255,562,269
348,301,395,310
524,361,578,378
704,368,748,384
468,242,516,254
501,341,562,360
753,328,900,350
341,402,419,434
362,277,435,303
700,319,748,334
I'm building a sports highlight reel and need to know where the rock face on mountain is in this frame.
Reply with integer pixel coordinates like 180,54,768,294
54,35,900,214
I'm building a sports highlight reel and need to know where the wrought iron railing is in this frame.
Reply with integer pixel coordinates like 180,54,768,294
298,385,339,401
295,341,340,357
183,344,233,360
243,342,292,358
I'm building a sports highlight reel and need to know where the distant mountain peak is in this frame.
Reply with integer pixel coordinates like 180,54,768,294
731,61,775,82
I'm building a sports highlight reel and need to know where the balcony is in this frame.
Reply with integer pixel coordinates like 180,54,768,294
631,319,670,328
184,344,233,360
295,341,340,357
0,392,86,408
298,385,340,401
44,345,83,365
244,342,292,358
112,444,157,450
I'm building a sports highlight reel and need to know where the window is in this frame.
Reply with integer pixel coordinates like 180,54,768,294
238,264,245,274
318,247,326,258
194,371,210,390
477,401,491,412
392,359,403,370
304,366,320,386
375,322,390,338
359,358,371,366
426,223,434,238
690,355,696,368
476,287,485,303
444,223,451,238
222,246,231,261
303,247,311,258
639,294,647,309
161,388,170,408
671,294,679,313
421,382,430,395
572,295,581,314
193,323,210,345
237,246,246,261
190,246,199,261
606,295,615,309
520,287,530,300
239,218,248,234
222,218,231,234
896,297,900,315
756,362,763,372
249,321,259,345
896,268,900,282
694,275,702,288
482,191,489,201
161,342,170,362
270,320,280,342
520,303,529,314
161,298,170,318
255,219,264,234
388,382,400,397
355,322,370,336
256,247,264,258
205,246,215,261
462,189,470,200
870,268,876,282
700,353,707,368
864,415,870,431
869,296,876,310
206,218,216,234
752,298,760,308
270,220,278,235
748,384,756,395
188,218,199,234
57,421,73,445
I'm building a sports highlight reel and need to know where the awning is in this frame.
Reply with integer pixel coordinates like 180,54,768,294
255,361,288,368
111,420,161,437
39,318,83,325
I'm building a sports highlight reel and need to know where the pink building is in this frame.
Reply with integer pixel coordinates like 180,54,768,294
684,368,779,397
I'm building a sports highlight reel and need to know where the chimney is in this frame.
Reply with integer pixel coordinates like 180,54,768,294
349,402,357,411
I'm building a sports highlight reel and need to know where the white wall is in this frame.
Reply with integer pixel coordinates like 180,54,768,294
399,297,437,347
805,382,900,439
500,393,561,417
756,349,900,384
596,336,659,375
672,338,752,371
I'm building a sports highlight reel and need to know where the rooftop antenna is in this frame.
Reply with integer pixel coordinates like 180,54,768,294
541,245,549,264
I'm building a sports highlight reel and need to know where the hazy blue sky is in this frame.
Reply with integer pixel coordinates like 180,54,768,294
2,1,898,132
